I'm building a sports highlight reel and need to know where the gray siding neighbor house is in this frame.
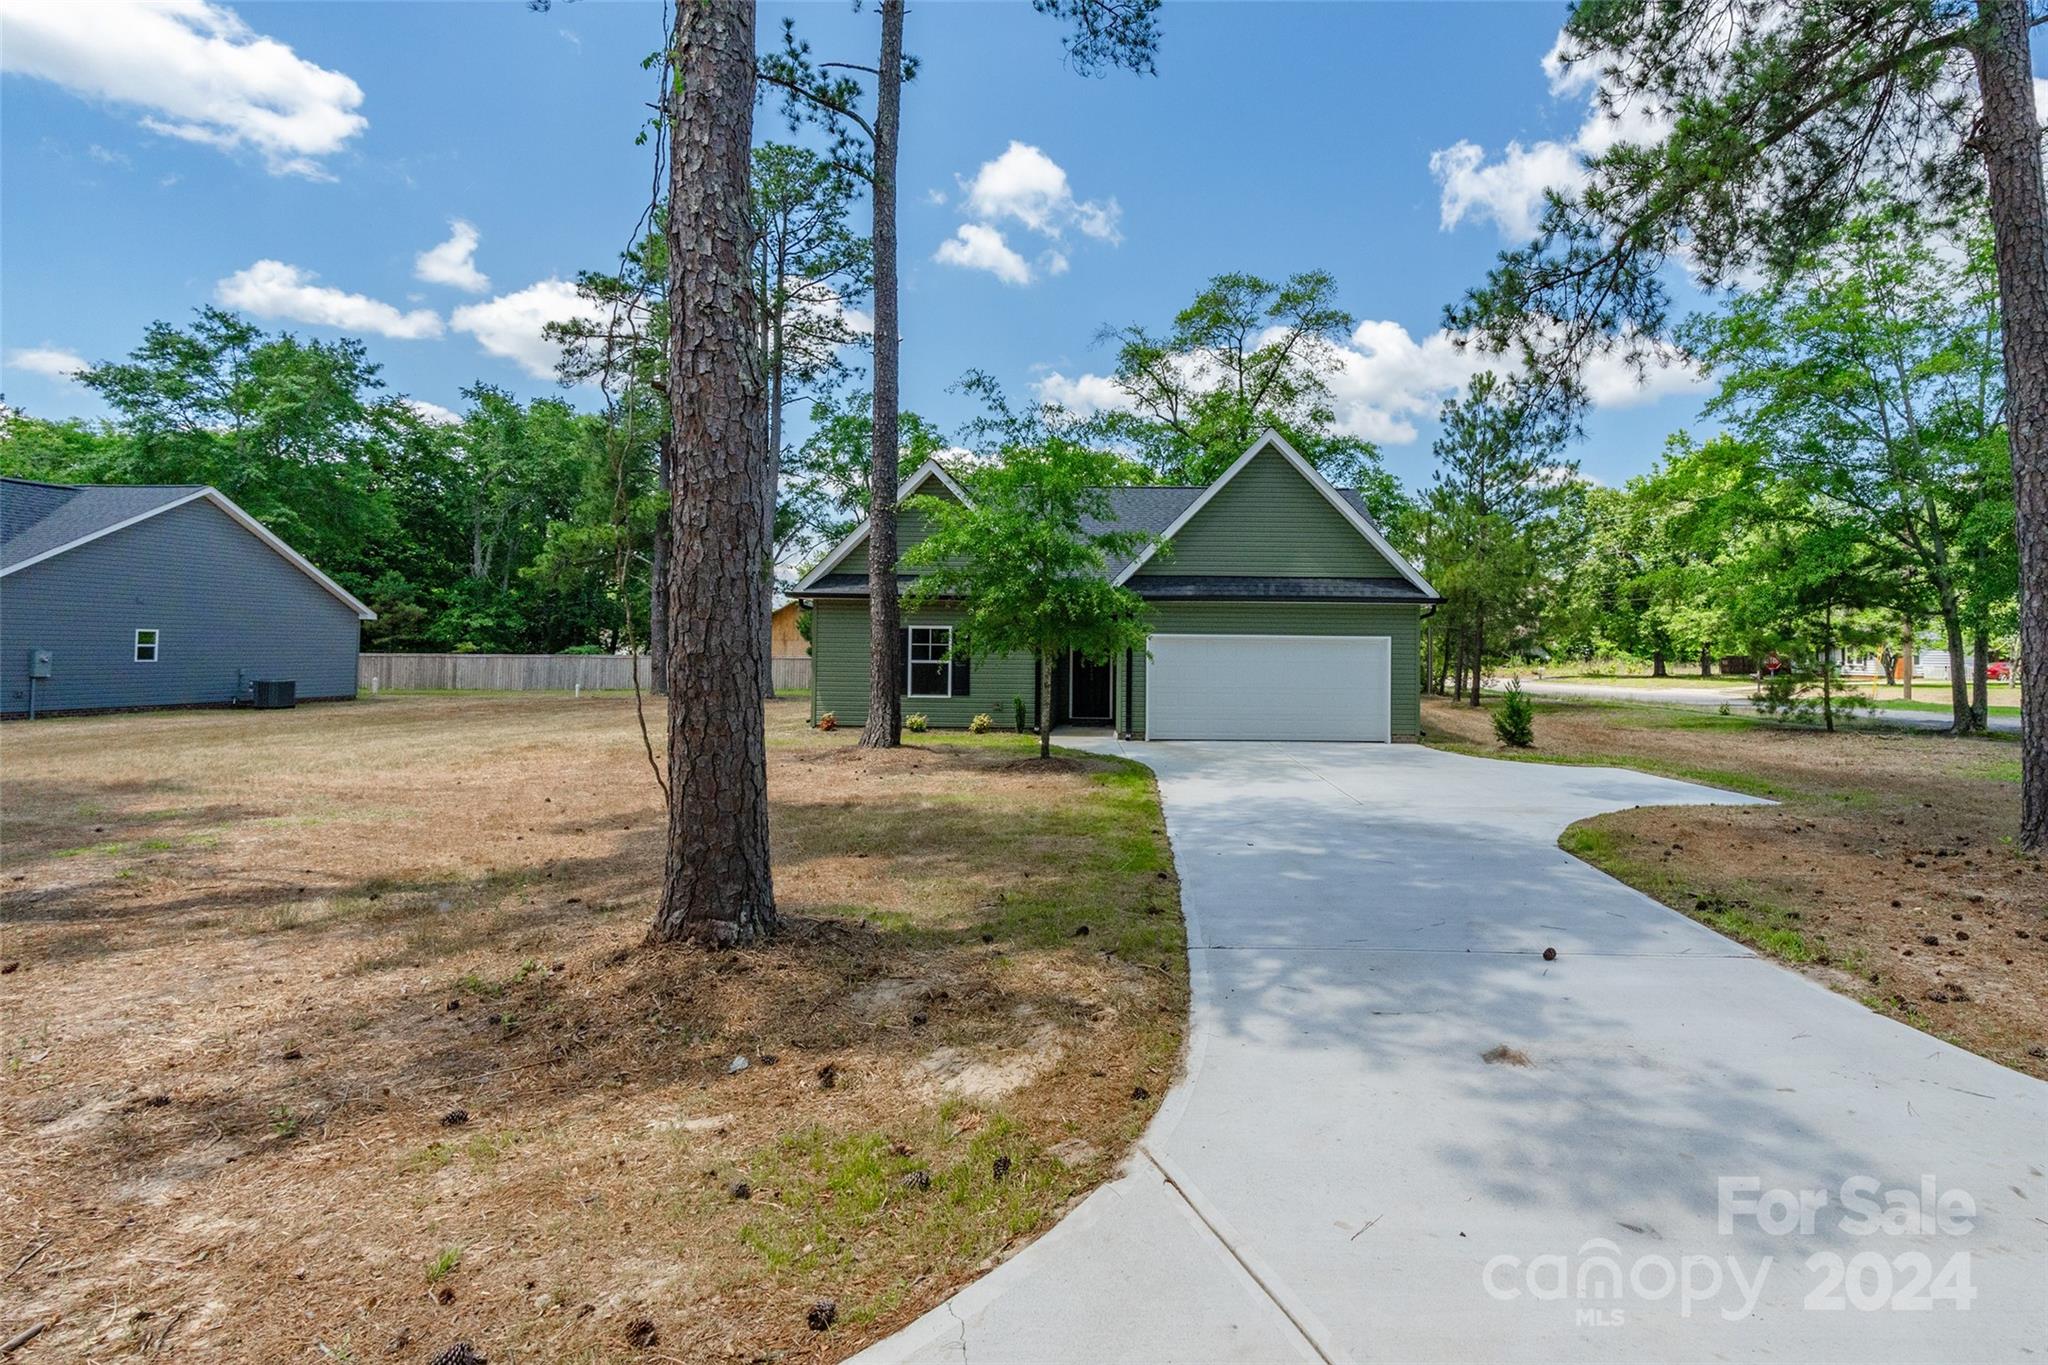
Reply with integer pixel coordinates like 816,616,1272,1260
0,478,375,717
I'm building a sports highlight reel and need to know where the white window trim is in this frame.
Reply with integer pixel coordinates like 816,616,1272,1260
134,627,160,663
906,624,955,698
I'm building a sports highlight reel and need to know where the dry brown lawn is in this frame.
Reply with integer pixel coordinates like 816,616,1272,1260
0,695,1184,1362
1424,696,2045,1079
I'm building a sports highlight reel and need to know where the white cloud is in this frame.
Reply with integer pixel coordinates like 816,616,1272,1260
400,397,460,425
1579,336,1706,408
449,278,607,380
414,219,489,293
1035,318,1705,446
0,0,367,178
1032,370,1133,416
5,347,90,381
790,279,872,338
933,223,1034,286
1430,31,1668,241
216,259,443,339
1429,137,1586,240
960,141,1121,243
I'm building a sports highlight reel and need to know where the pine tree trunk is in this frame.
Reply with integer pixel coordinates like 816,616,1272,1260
653,0,776,947
650,433,670,693
1468,612,1484,707
762,312,784,701
858,0,906,750
1972,626,1990,731
1972,0,2048,848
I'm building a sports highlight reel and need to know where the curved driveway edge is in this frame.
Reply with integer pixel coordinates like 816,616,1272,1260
853,741,2048,1364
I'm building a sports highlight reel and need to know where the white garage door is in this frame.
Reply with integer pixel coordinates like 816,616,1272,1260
1147,633,1390,742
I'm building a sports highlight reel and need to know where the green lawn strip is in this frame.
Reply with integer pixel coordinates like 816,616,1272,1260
1423,731,1787,799
1555,823,1821,962
1872,698,2020,717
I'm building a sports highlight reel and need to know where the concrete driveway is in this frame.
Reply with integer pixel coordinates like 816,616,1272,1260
854,742,2047,1364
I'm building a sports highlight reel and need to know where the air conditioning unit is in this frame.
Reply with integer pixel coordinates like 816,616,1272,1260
251,679,297,709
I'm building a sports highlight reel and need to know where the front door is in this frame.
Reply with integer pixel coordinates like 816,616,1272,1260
1068,654,1113,723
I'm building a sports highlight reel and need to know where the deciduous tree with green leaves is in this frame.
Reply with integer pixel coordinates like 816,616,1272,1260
785,389,947,544
1448,0,2048,845
903,401,1153,759
1094,270,1404,519
1681,206,2013,734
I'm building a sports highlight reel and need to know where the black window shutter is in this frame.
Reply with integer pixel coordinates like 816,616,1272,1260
952,648,971,698
897,628,909,695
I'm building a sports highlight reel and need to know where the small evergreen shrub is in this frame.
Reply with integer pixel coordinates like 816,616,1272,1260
904,712,928,733
817,711,837,731
1012,696,1028,733
1750,668,1871,726
1492,679,1536,748
968,713,993,734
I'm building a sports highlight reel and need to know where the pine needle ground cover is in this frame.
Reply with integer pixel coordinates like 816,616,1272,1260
0,695,1184,1361
1424,696,2044,1079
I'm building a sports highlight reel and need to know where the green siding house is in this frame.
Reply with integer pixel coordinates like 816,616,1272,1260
795,431,1440,742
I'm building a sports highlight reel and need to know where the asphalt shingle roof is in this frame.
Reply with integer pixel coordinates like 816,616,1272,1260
0,478,205,572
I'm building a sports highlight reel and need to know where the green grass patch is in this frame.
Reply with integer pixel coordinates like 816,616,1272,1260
424,1246,462,1283
1976,757,2022,783
1430,732,1786,800
734,1108,1068,1326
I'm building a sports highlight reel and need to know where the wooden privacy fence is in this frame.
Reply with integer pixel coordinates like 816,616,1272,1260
360,652,811,693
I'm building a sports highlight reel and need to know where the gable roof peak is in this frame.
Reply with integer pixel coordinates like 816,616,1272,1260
1108,430,1438,598
792,458,974,592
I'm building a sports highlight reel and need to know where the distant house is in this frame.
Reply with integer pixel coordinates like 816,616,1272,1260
0,478,375,717
771,597,806,661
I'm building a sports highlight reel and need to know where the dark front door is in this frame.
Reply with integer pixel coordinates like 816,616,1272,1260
1068,654,1113,722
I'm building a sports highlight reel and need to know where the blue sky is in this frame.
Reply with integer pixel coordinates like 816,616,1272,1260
1,0,1821,492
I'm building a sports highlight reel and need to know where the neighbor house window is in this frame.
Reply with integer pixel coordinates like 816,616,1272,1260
906,626,955,697
134,628,160,663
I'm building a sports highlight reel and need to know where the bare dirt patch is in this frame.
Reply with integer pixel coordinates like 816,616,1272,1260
1424,697,2045,1079
0,695,1184,1360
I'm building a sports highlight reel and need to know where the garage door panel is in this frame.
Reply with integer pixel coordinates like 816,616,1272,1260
1147,634,1389,742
